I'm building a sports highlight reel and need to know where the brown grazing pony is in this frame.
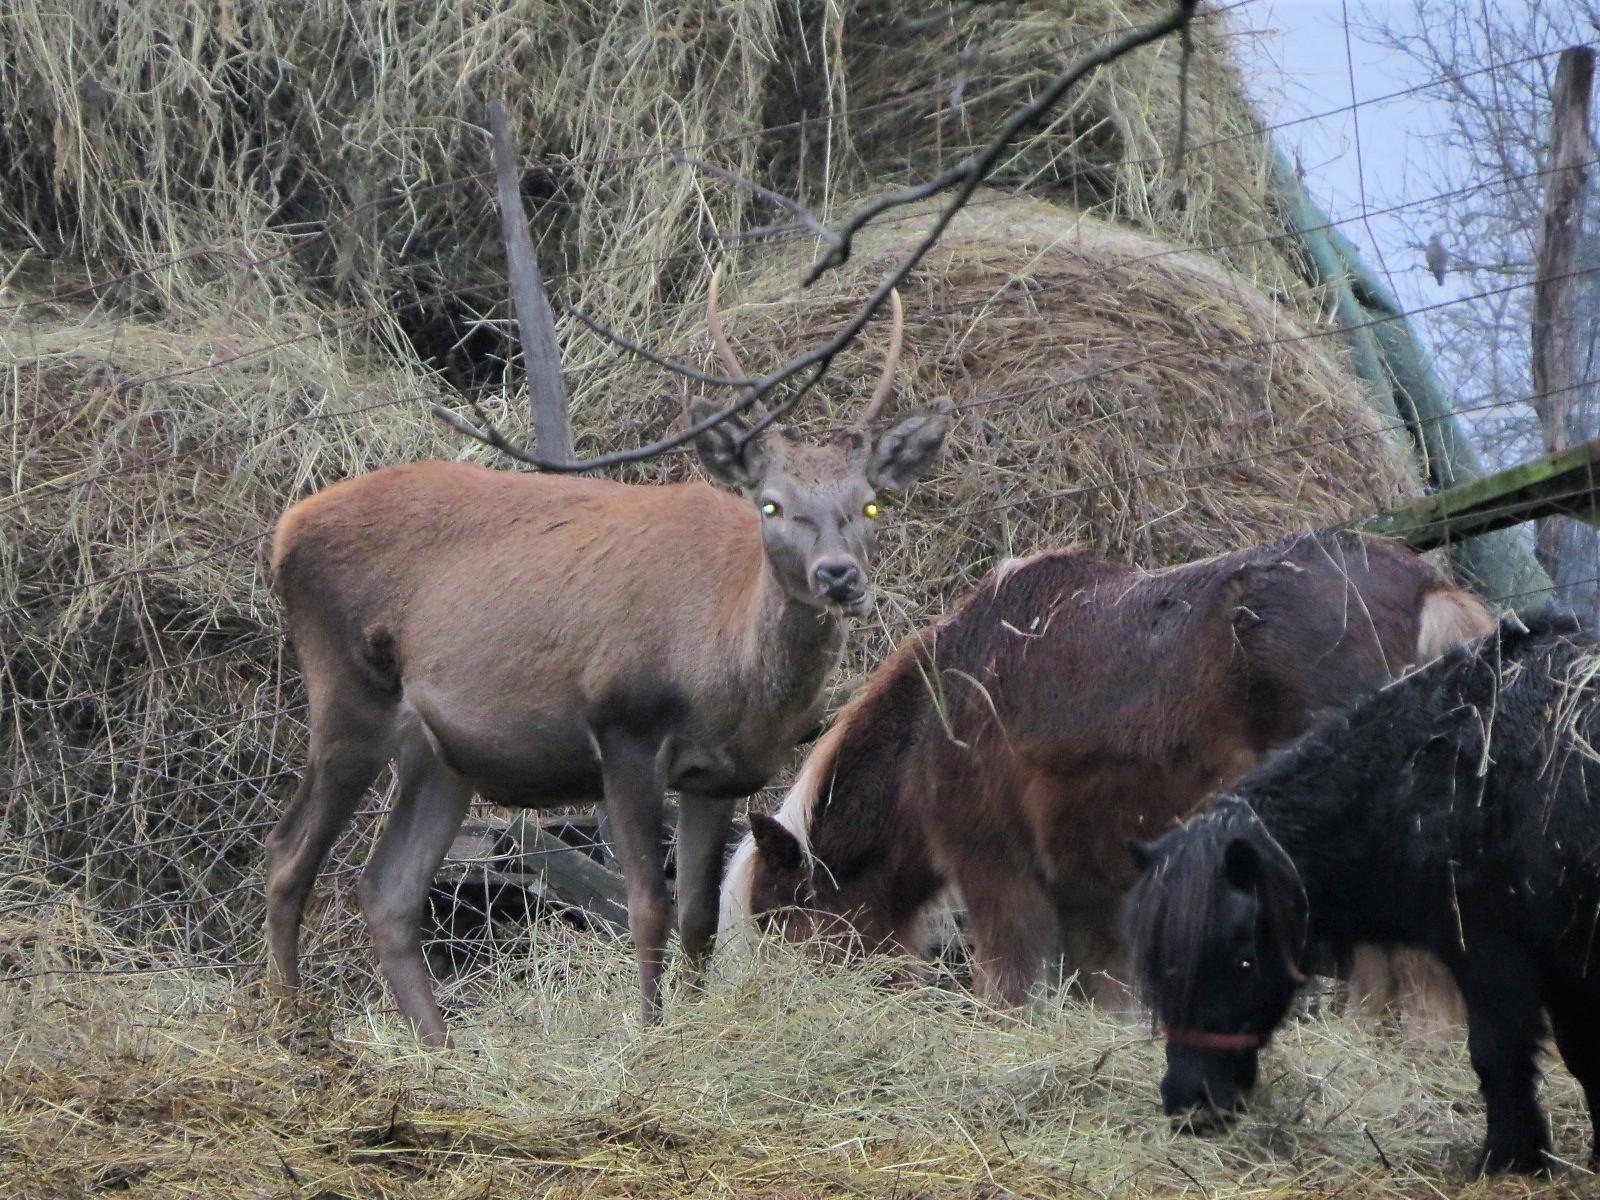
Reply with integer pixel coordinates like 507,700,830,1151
721,530,1493,1006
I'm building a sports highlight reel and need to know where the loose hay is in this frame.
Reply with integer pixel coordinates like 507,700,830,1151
2,922,1593,1198
3,195,1413,977
0,1,1315,374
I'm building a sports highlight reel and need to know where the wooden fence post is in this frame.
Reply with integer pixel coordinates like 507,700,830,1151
1531,47,1597,582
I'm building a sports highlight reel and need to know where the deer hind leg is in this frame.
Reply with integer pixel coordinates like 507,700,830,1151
674,794,738,991
358,734,473,1048
264,698,389,993
598,731,671,1022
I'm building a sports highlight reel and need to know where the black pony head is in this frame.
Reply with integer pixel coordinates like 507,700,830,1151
1122,799,1310,1127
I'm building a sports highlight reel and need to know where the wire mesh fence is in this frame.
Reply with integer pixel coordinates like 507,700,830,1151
2,1,1596,1033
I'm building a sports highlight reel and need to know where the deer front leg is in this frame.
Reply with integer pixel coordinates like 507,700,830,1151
675,794,738,991
598,732,671,1022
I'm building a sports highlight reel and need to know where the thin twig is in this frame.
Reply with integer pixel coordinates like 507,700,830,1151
430,0,1200,472
676,155,842,253
564,305,752,388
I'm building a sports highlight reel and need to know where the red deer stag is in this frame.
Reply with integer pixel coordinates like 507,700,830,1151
722,530,1493,1008
265,278,948,1045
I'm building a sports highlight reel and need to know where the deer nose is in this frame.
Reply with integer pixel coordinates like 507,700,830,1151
813,560,863,601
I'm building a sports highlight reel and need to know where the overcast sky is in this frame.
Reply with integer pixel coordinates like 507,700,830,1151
1230,0,1464,325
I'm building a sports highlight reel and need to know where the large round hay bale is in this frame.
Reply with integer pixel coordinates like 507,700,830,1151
0,2,1308,381
0,292,440,970
576,194,1416,675
2,195,1412,970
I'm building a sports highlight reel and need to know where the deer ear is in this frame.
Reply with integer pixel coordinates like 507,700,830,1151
867,405,951,491
687,398,764,489
1223,835,1262,892
749,813,804,871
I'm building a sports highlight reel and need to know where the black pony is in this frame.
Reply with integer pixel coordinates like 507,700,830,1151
1124,613,1600,1175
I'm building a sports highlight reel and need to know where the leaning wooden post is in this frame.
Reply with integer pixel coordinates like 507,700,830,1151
1530,47,1596,577
488,99,574,465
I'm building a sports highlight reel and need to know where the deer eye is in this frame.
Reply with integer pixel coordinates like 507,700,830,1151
760,501,782,518
863,501,881,519
1238,958,1254,971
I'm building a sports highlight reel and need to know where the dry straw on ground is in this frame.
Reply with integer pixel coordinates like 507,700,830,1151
3,918,1595,1199
0,1,1493,1195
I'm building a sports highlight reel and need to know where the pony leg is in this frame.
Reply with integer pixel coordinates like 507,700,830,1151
674,794,738,990
1454,952,1551,1175
1545,979,1600,1165
358,739,473,1047
957,862,1061,1009
1061,900,1136,1010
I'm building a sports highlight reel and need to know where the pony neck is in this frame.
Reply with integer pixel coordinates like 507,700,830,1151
1236,713,1410,939
790,635,946,943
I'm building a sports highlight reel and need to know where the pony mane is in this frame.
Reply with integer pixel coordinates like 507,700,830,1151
718,628,933,936
1123,800,1305,1027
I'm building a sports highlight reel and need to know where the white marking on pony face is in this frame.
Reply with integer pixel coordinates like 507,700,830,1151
717,832,761,948
716,721,850,947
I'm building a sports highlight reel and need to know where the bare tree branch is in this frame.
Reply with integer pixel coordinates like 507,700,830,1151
488,98,573,464
565,303,753,389
433,0,1199,472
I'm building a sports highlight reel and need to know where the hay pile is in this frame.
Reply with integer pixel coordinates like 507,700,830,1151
3,922,1592,1198
3,194,1413,974
0,0,1314,380
1,281,442,971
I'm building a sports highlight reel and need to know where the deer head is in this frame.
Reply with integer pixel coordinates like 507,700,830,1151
689,269,950,617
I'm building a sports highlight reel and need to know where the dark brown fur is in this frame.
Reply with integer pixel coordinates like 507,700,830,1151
727,530,1494,1006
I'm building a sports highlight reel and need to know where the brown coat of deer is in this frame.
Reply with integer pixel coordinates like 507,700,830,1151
265,286,949,1045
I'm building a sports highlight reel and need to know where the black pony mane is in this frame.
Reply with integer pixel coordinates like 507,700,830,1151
1123,800,1307,1027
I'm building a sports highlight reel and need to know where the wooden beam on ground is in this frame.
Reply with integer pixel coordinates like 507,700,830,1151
1355,437,1600,554
499,814,630,932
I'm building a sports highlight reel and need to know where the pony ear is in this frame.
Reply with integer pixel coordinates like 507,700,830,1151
749,813,804,871
1126,838,1157,872
1223,836,1262,892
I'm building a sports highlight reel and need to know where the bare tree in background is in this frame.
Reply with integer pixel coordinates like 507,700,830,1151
1360,0,1600,617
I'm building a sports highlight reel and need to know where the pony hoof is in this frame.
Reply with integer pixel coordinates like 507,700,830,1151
1473,1145,1552,1177
1169,1107,1241,1138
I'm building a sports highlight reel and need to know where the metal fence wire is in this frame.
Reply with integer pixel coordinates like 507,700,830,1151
2,23,1596,1014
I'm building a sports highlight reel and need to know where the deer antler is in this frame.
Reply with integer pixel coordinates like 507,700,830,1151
707,264,767,421
858,287,904,427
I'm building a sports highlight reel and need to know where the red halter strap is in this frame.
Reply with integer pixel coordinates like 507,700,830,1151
1163,1027,1271,1052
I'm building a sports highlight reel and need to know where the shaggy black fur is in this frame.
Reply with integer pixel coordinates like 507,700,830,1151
1125,613,1600,1175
